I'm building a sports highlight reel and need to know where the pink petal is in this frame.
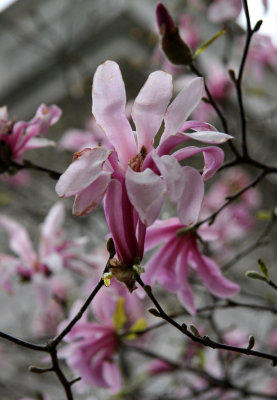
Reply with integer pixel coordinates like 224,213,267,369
173,146,224,181
152,152,185,202
177,167,204,226
176,244,196,315
0,215,37,267
125,168,166,226
190,245,240,297
104,179,133,263
208,0,242,23
73,172,111,216
55,147,112,198
92,61,136,166
0,106,8,121
103,360,122,393
162,77,204,140
22,137,56,151
183,130,232,144
145,218,181,251
132,71,173,153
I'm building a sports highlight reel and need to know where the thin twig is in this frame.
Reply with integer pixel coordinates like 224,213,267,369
135,274,277,365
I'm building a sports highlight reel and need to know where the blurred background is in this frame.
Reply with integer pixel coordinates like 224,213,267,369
1,0,277,399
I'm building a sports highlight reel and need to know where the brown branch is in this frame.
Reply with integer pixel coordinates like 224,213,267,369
135,274,277,366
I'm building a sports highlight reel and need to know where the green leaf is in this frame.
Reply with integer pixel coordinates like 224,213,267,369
113,297,127,331
193,28,226,59
125,318,147,340
258,259,269,279
245,271,268,282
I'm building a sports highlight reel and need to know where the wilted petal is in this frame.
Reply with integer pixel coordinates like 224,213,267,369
73,172,111,216
132,71,173,153
162,77,204,140
55,147,112,197
152,152,185,202
173,146,224,181
126,168,166,226
190,246,240,297
177,167,204,226
92,61,136,165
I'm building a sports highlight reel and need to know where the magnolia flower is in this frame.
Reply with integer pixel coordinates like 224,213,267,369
200,168,260,259
59,280,146,392
56,60,230,270
0,202,89,292
207,0,242,23
143,218,239,314
0,104,61,167
59,117,111,152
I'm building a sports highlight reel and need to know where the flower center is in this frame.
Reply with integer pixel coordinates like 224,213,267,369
128,146,147,172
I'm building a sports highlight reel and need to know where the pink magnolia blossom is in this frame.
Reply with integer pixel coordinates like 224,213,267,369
200,168,260,258
56,60,231,269
0,104,61,165
0,202,89,292
59,280,146,393
245,34,277,83
0,169,30,187
143,218,239,315
146,358,176,376
59,117,111,152
207,0,242,23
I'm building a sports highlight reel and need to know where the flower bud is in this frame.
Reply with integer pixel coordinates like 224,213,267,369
156,2,193,65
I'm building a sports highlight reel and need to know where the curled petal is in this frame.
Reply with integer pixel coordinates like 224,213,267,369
177,167,204,226
132,71,173,153
73,173,111,216
92,61,136,166
162,77,204,140
55,147,112,198
173,146,224,181
126,168,166,226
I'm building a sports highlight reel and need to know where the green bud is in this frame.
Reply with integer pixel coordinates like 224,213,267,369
245,271,268,282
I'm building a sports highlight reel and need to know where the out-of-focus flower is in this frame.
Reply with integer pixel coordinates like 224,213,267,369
143,218,239,314
146,358,176,376
200,168,261,258
0,104,61,173
0,202,89,291
59,117,111,152
59,280,146,393
245,34,277,83
0,169,30,187
56,60,230,281
207,0,242,23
